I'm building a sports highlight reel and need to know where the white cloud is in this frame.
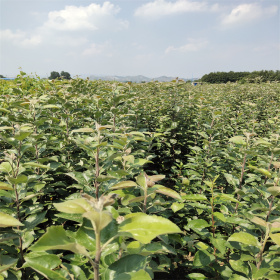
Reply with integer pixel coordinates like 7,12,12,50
0,29,42,47
222,3,278,26
134,0,207,18
165,38,208,53
82,42,112,56
44,2,128,31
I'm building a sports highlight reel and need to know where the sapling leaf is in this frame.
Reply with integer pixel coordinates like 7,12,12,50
229,136,246,145
136,173,147,190
7,174,28,184
249,165,271,177
14,131,32,141
23,255,67,280
111,180,137,190
188,273,207,280
0,162,13,173
251,216,267,227
228,232,258,246
119,213,182,244
193,250,215,267
267,187,280,196
182,177,190,185
0,256,18,273
29,226,89,256
0,126,14,131
0,182,13,190
83,210,112,232
23,162,49,169
224,173,239,187
171,202,184,213
269,233,280,246
0,212,23,227
0,108,10,114
104,255,149,280
182,194,207,201
113,269,152,280
54,198,92,214
154,185,181,199
72,128,94,133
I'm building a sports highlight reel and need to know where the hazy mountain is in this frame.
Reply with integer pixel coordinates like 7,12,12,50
88,75,192,83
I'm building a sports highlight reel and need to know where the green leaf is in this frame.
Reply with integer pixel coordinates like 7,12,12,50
266,272,280,280
23,255,67,280
0,182,13,190
193,250,215,267
251,216,267,227
229,136,246,145
228,232,258,246
254,139,271,146
24,211,47,230
14,131,32,141
148,175,165,182
182,194,207,201
270,233,280,246
54,198,92,214
0,256,17,273
105,255,148,280
7,174,28,184
83,210,112,232
171,202,184,213
29,226,89,256
0,108,10,114
23,162,49,169
72,128,94,133
0,126,14,131
216,193,240,203
111,181,137,190
188,273,207,280
186,219,210,231
182,177,190,185
267,187,280,196
0,162,12,173
0,212,23,227
134,159,152,166
113,269,152,280
42,104,60,109
136,173,147,190
249,166,271,177
154,185,181,199
229,259,249,275
224,173,239,187
119,213,182,244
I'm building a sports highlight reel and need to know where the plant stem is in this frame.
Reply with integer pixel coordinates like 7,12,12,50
266,196,274,222
95,146,100,199
94,231,101,280
256,225,270,269
143,187,148,213
235,153,247,213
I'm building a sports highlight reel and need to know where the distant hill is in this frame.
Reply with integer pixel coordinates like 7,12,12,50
88,75,193,83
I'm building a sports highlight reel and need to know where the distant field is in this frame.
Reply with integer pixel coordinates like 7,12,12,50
1,75,280,280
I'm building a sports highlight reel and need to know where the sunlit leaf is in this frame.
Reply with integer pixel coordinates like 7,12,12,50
228,232,258,246
0,212,23,227
29,226,89,256
111,180,137,190
119,213,182,244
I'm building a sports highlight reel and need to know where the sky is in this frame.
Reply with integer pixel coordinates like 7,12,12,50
0,0,279,78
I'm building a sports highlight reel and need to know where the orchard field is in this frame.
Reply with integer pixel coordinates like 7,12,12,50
1,72,280,280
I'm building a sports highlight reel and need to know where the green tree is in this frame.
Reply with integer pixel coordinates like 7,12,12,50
49,71,60,79
60,71,71,80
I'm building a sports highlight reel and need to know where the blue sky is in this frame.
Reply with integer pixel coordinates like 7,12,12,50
1,0,279,78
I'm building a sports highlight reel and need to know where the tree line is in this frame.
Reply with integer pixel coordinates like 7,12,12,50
49,71,71,80
200,70,280,83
